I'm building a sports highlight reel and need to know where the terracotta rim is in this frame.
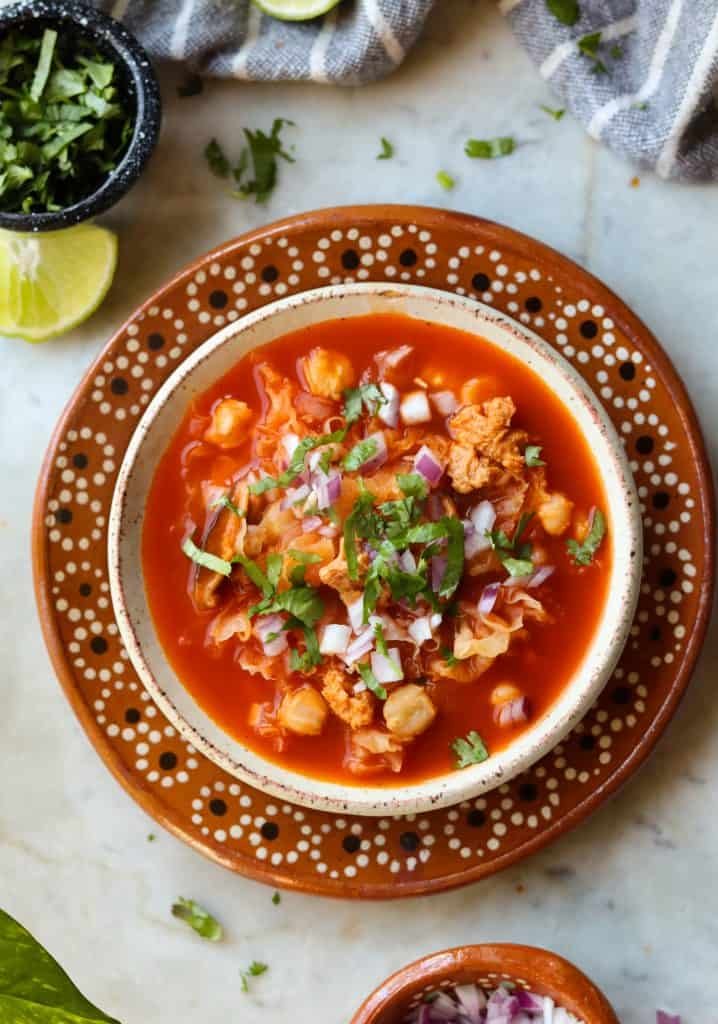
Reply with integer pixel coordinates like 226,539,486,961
350,944,619,1024
31,205,716,898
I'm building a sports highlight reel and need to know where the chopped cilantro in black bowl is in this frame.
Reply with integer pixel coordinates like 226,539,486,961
0,0,161,232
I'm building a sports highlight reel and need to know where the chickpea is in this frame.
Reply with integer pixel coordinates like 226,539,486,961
460,376,500,405
204,398,253,448
278,687,328,737
302,347,355,401
490,682,522,706
537,492,574,536
383,684,436,740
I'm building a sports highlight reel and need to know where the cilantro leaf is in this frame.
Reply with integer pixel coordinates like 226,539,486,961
343,382,387,424
524,445,545,467
357,662,387,701
258,586,324,627
240,961,268,993
546,0,580,26
232,118,295,204
272,891,281,905
540,105,566,120
266,552,283,589
436,170,455,190
501,556,535,578
182,536,232,576
451,731,489,769
233,554,274,597
343,437,379,472
377,136,394,160
250,427,347,494
437,517,465,597
567,509,606,566
205,138,230,177
578,31,602,56
30,29,57,102
172,898,223,941
465,137,515,159
397,473,429,500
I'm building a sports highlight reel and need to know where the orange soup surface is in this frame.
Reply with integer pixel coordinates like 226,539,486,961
143,314,611,785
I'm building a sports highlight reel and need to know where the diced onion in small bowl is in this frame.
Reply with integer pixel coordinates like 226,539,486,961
371,648,403,683
430,390,458,416
414,444,444,487
319,623,352,656
400,390,432,425
377,381,400,427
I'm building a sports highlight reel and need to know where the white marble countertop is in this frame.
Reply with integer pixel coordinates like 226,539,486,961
2,3,717,1023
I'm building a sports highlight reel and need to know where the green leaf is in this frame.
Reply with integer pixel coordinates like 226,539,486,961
524,445,545,467
232,118,295,204
211,493,245,517
240,961,268,993
29,29,57,103
465,136,515,159
377,136,394,160
540,104,566,120
172,899,223,942
205,138,230,177
0,907,121,1023
343,437,379,472
397,472,429,500
451,730,489,768
250,428,347,495
436,169,455,190
357,661,387,701
271,891,281,905
546,0,580,26
182,536,232,576
232,553,274,597
578,31,602,56
438,516,465,597
257,585,324,628
266,552,283,589
566,508,606,566
342,382,386,424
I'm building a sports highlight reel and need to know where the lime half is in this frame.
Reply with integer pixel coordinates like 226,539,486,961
251,0,342,21
0,223,117,343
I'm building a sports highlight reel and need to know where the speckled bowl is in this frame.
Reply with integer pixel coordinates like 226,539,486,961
0,0,161,232
350,945,619,1024
108,282,642,817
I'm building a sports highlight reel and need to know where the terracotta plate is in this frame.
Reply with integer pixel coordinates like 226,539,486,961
33,206,715,899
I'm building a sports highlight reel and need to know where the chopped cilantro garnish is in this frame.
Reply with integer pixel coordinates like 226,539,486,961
266,552,283,589
567,509,606,566
465,137,516,159
181,536,232,576
172,898,223,941
501,556,535,578
250,427,347,494
211,493,245,517
318,449,333,475
540,105,566,120
524,445,545,467
357,662,387,701
546,0,580,26
436,170,455,190
0,28,133,214
205,138,230,177
233,553,274,597
451,730,489,768
147,833,156,842
240,961,268,993
253,585,324,628
343,437,379,472
343,382,387,424
377,137,394,160
437,517,465,597
289,620,323,671
397,473,429,500
272,891,281,905
343,489,378,581
488,512,535,577
206,120,295,203
287,549,322,585
579,32,607,73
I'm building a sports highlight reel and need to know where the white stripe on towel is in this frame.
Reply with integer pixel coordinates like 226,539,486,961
656,6,718,177
587,0,684,138
498,0,526,13
362,0,405,65
309,8,338,83
170,0,197,60
540,14,638,80
232,4,263,79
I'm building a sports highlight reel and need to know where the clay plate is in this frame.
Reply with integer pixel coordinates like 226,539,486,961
32,205,715,898
350,944,619,1024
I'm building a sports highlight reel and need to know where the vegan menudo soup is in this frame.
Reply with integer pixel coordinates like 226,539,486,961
143,314,611,785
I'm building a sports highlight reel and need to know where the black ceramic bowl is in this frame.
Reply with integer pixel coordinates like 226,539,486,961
0,0,161,232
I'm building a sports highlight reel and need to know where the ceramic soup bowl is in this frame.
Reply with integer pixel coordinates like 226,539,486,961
349,944,619,1024
108,282,642,816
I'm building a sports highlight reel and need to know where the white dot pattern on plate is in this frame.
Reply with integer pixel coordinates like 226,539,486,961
37,213,711,897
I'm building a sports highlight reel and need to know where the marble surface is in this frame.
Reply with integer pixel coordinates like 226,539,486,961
1,3,716,1022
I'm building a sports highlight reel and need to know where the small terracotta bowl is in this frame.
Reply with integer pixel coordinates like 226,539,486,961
350,944,619,1024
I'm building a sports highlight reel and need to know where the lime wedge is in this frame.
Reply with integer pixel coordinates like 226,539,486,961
251,0,342,20
0,223,118,343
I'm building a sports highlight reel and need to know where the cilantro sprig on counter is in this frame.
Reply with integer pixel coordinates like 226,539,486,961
0,28,132,214
205,118,295,204
465,137,516,160
172,898,224,941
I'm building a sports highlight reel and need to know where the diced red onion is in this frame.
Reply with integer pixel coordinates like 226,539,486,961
428,493,444,521
383,344,413,368
344,627,374,664
502,574,533,588
318,523,340,538
414,444,444,487
346,596,365,634
430,390,458,416
494,696,530,727
281,483,310,510
515,992,544,1015
656,1013,681,1024
407,983,578,1024
431,555,448,592
319,623,351,656
315,471,342,510
360,431,388,475
371,648,403,683
528,565,555,588
399,549,417,574
378,381,400,427
478,582,501,615
400,390,432,425
408,615,433,646
254,614,288,657
281,433,300,460
471,500,496,538
301,515,323,533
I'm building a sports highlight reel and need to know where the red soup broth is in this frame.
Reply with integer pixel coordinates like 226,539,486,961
142,313,611,786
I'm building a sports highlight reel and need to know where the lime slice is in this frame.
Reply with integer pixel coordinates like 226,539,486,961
251,0,342,21
0,223,117,343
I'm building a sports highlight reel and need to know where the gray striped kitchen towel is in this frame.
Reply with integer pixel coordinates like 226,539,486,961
99,0,435,85
502,0,718,181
